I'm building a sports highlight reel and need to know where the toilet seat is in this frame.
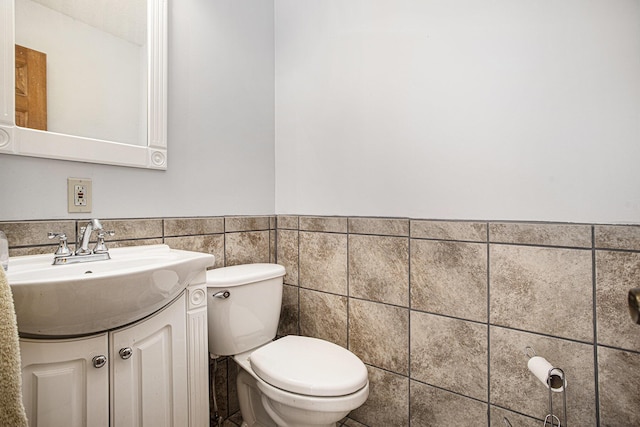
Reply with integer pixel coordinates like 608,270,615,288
249,335,368,397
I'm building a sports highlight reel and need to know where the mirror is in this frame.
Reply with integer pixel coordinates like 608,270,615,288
0,0,167,169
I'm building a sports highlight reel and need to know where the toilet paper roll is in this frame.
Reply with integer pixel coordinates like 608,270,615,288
527,356,565,392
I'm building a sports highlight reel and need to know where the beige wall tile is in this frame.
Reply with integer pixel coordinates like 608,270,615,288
277,229,299,286
410,220,487,242
349,235,409,306
299,231,347,295
490,222,592,248
348,217,409,236
165,235,224,268
97,219,163,241
411,240,488,322
269,230,276,263
490,245,593,341
349,298,409,375
224,216,270,233
227,357,240,415
411,311,488,400
213,357,230,420
0,220,76,247
164,217,224,236
595,224,640,251
596,250,640,352
598,346,640,427
106,238,163,249
277,215,299,229
349,366,409,427
8,245,61,257
225,216,271,232
490,326,596,426
410,380,487,426
299,216,348,233
10,213,640,427
224,231,270,266
299,288,347,347
278,284,299,337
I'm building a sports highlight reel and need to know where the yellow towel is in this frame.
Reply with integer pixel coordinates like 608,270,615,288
0,267,28,427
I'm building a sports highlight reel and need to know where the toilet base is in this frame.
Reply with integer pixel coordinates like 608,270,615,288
237,369,277,427
240,420,336,427
239,422,336,427
260,392,340,427
236,369,341,427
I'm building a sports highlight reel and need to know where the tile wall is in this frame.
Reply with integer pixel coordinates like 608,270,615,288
3,216,640,426
275,216,640,427
0,216,275,427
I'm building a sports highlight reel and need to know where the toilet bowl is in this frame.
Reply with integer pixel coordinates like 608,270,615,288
206,264,369,427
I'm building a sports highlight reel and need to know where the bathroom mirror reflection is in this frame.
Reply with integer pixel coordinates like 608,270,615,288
16,0,147,145
0,0,167,169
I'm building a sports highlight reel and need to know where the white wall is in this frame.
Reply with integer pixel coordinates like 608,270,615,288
274,0,640,223
3,0,639,224
0,0,275,221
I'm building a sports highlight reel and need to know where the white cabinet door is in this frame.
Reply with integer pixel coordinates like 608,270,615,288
20,334,109,427
110,293,188,427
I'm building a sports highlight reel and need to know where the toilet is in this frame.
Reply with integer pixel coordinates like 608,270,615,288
206,263,369,427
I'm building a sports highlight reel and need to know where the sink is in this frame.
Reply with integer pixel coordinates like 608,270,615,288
7,244,215,337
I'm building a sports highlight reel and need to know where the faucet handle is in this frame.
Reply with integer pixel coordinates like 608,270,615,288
93,230,115,254
48,232,72,256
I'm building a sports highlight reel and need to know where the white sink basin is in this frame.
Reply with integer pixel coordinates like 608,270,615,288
7,244,214,337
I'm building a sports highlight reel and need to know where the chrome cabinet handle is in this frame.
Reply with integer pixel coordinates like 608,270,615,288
119,347,133,360
212,290,230,299
92,355,107,368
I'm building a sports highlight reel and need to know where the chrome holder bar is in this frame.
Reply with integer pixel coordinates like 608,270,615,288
544,367,567,427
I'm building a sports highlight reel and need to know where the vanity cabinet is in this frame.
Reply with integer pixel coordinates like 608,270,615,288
20,285,209,427
110,292,188,426
20,333,110,426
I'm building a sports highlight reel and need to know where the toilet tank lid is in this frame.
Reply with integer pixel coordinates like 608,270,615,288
250,335,368,397
206,263,285,288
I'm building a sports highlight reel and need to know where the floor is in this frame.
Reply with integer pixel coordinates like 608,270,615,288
216,412,365,427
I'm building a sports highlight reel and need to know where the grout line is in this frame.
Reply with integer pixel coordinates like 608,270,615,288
407,221,412,425
491,403,547,425
296,223,301,336
346,226,350,350
592,225,601,426
596,342,640,355
222,217,227,267
481,240,593,251
486,222,492,425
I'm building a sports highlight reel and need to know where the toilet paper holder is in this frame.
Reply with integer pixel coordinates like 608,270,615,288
524,347,568,427
628,288,640,324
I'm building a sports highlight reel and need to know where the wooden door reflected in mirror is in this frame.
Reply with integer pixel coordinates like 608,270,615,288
15,44,47,131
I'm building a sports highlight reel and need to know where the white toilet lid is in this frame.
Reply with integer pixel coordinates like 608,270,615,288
249,335,368,397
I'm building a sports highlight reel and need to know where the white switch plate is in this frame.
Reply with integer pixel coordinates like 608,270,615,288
68,178,92,213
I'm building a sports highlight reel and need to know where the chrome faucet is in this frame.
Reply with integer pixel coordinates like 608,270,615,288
49,219,114,265
77,218,104,255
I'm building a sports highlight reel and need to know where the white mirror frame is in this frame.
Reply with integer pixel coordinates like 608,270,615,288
0,0,168,169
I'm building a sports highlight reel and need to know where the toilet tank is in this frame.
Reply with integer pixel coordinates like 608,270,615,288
206,263,285,356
